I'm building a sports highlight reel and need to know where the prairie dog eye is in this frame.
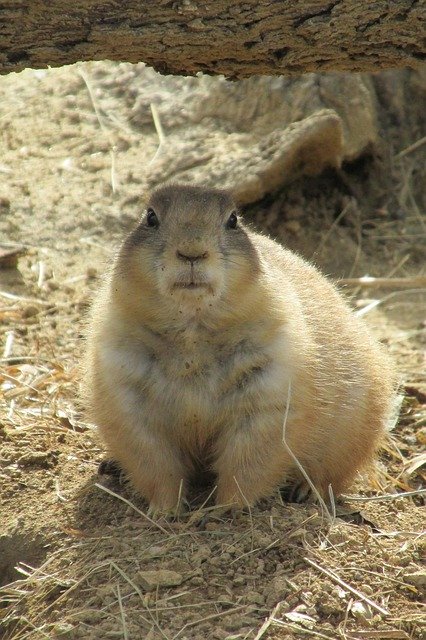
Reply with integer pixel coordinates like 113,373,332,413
226,211,238,229
146,208,159,228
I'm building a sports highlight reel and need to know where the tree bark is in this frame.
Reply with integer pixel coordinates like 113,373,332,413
1,1,424,78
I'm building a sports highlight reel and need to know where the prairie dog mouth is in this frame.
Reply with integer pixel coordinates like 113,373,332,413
172,281,211,291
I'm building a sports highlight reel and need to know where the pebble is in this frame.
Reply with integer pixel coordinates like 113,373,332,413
351,600,373,620
223,614,246,631
283,220,301,234
404,570,426,588
137,569,183,591
18,451,55,467
264,576,291,606
21,305,39,318
245,591,265,605
192,544,212,563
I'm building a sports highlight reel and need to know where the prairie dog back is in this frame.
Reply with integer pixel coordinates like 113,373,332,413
83,184,397,514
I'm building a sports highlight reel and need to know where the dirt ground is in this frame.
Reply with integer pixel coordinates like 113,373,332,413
0,63,425,640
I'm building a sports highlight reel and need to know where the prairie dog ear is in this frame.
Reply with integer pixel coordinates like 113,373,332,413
219,193,237,214
147,190,172,215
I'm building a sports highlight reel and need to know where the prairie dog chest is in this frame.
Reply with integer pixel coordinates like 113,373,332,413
140,324,278,422
157,326,220,378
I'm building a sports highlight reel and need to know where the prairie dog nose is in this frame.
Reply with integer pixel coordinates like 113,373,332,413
176,250,209,264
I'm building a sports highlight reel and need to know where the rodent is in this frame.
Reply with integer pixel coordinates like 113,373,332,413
83,184,397,514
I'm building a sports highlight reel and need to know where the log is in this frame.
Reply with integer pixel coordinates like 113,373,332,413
0,1,424,78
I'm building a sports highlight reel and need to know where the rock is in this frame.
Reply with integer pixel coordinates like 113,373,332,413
350,601,373,621
264,575,291,606
192,544,211,563
0,196,11,209
223,614,246,631
21,305,40,318
283,220,301,234
18,451,58,468
137,569,183,591
0,244,26,269
147,109,343,206
132,69,381,205
245,592,266,605
404,571,426,589
86,267,97,279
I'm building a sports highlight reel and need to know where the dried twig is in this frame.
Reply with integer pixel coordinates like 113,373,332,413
270,619,335,639
314,201,353,257
347,631,411,639
116,583,129,640
109,562,167,639
354,288,426,317
174,605,251,639
3,331,15,358
233,475,255,550
150,103,165,145
342,488,426,502
79,69,118,193
37,261,46,288
281,379,333,521
253,603,282,640
396,135,426,158
339,276,426,288
304,557,390,616
94,483,170,535
0,290,52,306
149,103,167,165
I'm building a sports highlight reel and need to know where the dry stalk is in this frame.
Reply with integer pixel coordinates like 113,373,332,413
314,201,353,258
183,484,218,529
0,290,56,306
342,488,426,502
3,330,15,358
79,68,118,193
281,379,333,522
270,619,335,639
149,103,167,166
396,135,426,158
109,561,168,639
304,557,390,616
37,261,46,288
253,602,282,640
233,475,255,550
386,253,411,277
346,631,411,639
116,582,129,640
174,604,251,639
339,276,426,288
354,288,426,317
94,483,170,535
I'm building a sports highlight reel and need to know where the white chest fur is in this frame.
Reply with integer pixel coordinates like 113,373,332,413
98,321,291,442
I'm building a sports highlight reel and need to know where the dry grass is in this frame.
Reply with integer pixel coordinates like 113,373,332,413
0,319,424,639
0,62,425,640
0,226,425,640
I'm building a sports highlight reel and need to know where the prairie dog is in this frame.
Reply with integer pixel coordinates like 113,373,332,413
83,184,397,514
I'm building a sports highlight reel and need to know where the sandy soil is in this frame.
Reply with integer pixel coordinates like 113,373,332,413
0,63,425,640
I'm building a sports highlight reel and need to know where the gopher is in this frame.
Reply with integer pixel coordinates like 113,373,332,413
83,184,397,514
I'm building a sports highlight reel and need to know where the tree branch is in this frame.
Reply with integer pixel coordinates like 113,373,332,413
0,1,424,77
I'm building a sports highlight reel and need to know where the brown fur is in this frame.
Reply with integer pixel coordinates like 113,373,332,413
83,184,398,513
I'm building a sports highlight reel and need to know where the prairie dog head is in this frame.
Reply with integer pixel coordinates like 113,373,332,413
116,184,260,321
